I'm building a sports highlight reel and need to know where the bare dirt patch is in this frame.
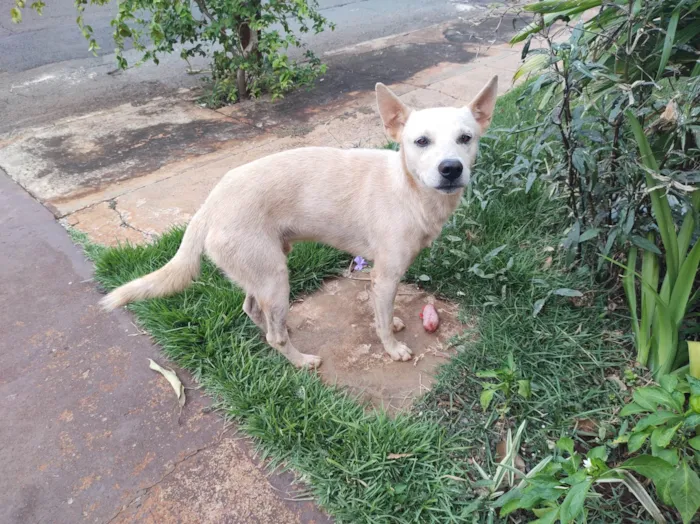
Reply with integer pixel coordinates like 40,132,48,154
288,277,474,414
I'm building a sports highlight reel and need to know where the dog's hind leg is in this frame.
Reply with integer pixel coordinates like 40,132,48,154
257,267,322,369
243,294,266,333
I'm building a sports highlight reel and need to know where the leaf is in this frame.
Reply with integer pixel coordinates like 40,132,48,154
634,386,681,412
659,375,678,393
476,370,501,378
518,379,531,399
634,411,683,432
627,431,651,453
533,297,547,317
10,6,22,23
148,358,186,408
531,507,559,524
656,8,680,80
560,480,592,523
613,470,668,524
480,388,496,411
557,437,575,456
525,171,537,193
572,148,587,174
688,436,700,451
651,423,681,449
619,455,675,483
587,446,608,461
484,244,507,262
619,402,651,417
553,288,583,297
445,235,462,242
631,235,662,255
387,453,414,460
393,483,407,495
670,460,700,523
418,274,431,281
579,228,600,242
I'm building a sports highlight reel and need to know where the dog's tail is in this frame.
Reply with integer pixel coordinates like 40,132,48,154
100,209,208,311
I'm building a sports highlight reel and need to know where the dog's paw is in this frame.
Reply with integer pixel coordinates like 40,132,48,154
293,353,322,369
386,342,413,362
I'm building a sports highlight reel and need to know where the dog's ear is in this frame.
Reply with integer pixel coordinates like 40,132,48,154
468,76,498,133
376,83,411,141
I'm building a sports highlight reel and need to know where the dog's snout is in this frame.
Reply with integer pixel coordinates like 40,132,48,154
438,159,463,181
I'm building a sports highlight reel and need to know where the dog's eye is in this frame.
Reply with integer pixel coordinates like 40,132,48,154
414,136,430,147
457,133,472,145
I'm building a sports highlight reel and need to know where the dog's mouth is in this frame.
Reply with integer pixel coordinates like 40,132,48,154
435,184,464,194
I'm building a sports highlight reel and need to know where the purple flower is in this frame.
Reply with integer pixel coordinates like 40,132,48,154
353,256,367,271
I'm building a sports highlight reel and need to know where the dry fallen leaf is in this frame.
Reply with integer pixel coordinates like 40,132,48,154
496,440,526,473
149,358,186,408
387,453,414,460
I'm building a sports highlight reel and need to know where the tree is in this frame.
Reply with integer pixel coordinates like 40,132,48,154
11,0,334,106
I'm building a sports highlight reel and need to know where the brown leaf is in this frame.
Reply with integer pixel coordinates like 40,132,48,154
574,418,599,435
387,453,414,460
495,440,526,473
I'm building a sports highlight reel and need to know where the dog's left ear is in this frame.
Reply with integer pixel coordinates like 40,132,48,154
468,76,498,133
376,83,411,141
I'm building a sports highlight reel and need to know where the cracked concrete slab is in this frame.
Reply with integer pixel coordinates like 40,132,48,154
0,170,329,524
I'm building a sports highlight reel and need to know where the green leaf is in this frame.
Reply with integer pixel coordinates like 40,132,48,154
476,370,501,379
557,437,575,456
627,431,651,453
688,375,700,396
619,455,675,483
651,423,681,449
560,480,592,523
484,244,507,261
653,447,679,466
531,507,559,524
587,446,608,461
656,8,680,80
684,414,700,428
688,436,700,451
670,460,700,524
631,235,662,255
10,6,22,22
418,274,431,281
552,288,583,297
659,374,678,393
518,379,531,399
579,228,600,242
619,401,650,417
634,386,681,412
634,411,683,432
480,388,496,411
533,297,547,317
445,234,462,242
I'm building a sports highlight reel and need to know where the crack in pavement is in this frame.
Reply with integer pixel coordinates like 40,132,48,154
107,198,154,241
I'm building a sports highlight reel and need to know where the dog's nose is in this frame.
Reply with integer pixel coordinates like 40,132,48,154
438,159,463,181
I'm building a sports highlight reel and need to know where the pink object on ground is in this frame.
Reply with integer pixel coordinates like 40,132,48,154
420,304,439,333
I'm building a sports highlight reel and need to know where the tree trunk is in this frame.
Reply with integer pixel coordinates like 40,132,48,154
235,1,261,100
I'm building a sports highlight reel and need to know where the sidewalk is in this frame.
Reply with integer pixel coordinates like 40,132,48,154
0,170,329,523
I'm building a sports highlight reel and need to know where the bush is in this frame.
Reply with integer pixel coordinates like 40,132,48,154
11,0,334,106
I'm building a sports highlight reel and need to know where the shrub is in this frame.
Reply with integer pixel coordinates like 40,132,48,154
11,0,334,106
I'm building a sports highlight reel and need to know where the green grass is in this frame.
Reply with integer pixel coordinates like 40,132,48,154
73,84,637,522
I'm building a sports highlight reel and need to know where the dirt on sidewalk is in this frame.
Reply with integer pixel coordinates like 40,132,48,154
0,170,329,524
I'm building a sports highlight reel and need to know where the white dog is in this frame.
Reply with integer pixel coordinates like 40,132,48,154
102,77,498,369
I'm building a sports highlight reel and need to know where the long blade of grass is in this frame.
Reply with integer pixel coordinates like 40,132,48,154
653,297,676,377
677,192,700,264
688,342,700,379
627,111,679,286
623,246,642,359
639,239,658,366
599,471,667,523
670,240,700,328
656,8,680,80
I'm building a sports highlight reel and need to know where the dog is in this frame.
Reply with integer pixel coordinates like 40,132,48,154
101,77,499,369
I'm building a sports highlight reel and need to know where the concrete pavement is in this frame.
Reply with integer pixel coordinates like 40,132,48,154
0,169,330,523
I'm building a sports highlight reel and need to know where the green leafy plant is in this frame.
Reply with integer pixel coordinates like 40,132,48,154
614,375,700,523
477,353,532,416
494,436,666,523
621,113,700,377
10,0,333,106
509,0,700,273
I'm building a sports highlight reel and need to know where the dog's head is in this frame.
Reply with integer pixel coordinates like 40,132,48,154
375,77,498,194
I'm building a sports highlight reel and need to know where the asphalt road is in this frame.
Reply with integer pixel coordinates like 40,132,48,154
0,0,484,73
0,0,494,133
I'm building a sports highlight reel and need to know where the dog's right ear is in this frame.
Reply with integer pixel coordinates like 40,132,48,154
376,83,411,142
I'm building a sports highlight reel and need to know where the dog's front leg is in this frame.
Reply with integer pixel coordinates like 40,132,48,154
371,268,412,361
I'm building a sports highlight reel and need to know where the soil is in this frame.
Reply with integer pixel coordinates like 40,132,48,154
288,276,474,414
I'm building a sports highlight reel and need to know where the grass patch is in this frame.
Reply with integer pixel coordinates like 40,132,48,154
74,83,635,522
